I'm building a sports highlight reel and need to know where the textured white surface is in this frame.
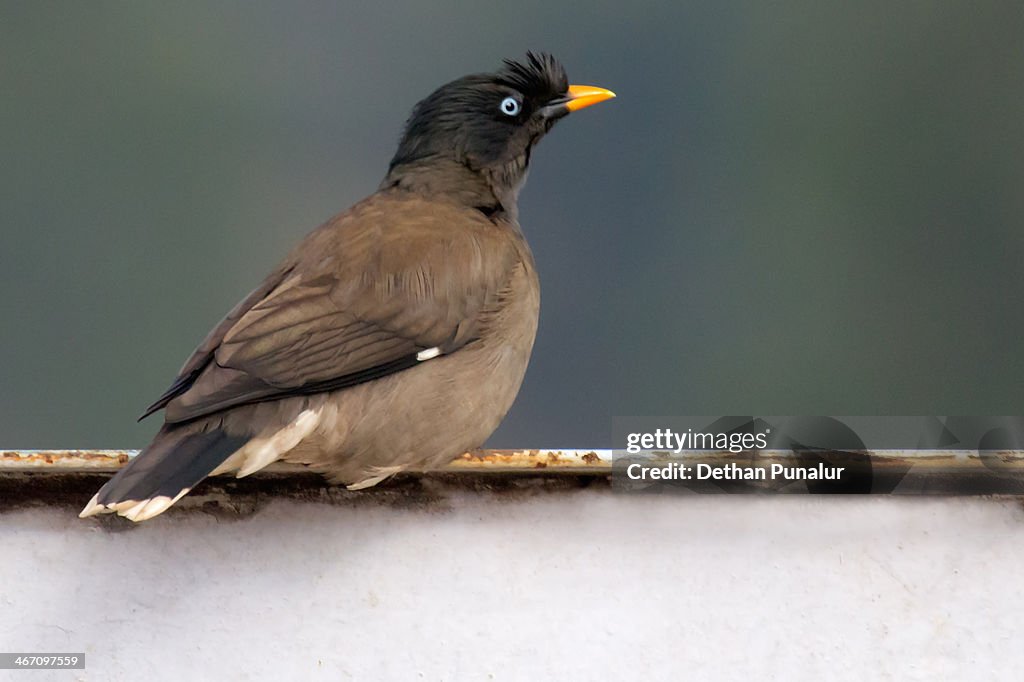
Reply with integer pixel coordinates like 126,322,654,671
2,494,1022,680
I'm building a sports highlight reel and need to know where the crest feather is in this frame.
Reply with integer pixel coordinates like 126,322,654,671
497,52,568,98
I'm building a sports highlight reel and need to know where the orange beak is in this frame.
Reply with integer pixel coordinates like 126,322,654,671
565,84,617,112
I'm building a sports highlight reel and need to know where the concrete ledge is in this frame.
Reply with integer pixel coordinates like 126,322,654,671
3,495,1023,679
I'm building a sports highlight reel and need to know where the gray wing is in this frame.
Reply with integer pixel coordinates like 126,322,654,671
144,194,519,424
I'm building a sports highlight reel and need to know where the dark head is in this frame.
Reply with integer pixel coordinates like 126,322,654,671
383,53,615,216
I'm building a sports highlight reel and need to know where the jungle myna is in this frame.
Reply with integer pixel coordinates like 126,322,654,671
80,52,614,521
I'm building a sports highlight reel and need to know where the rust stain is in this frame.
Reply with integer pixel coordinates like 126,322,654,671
448,449,602,471
0,450,134,470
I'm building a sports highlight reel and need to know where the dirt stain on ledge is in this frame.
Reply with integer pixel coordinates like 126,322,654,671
0,470,611,527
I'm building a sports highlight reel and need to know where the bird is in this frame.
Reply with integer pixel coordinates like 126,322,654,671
80,52,614,522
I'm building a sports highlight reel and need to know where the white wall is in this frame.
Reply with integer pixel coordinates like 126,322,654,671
2,493,1021,680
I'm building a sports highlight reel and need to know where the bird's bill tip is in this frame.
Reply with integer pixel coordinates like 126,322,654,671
565,84,616,112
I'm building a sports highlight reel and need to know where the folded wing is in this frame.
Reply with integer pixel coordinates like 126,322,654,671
143,195,520,424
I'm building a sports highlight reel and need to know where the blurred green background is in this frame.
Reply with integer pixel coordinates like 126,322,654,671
2,2,1022,449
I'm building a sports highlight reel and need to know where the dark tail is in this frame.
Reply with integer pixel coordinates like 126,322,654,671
80,425,248,522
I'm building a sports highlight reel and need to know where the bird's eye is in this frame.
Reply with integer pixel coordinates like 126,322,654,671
499,96,522,117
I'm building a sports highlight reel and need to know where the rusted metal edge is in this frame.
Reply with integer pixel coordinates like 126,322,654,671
0,449,612,473
3,449,1024,473
4,451,1024,515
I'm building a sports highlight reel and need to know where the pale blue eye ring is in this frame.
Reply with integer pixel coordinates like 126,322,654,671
500,96,521,116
